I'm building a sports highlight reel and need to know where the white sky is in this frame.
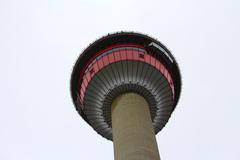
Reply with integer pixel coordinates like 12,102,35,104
0,0,240,159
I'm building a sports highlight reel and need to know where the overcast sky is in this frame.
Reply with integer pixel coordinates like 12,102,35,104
0,0,240,160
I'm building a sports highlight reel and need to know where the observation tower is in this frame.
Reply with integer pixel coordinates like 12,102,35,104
70,32,181,160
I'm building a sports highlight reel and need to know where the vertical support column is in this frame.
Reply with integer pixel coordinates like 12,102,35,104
112,93,160,160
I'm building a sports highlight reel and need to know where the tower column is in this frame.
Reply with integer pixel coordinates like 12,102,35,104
111,93,160,160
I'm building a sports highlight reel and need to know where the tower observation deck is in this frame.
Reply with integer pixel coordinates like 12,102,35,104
71,32,181,160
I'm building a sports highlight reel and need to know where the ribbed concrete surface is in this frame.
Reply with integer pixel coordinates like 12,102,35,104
112,93,160,160
83,60,174,140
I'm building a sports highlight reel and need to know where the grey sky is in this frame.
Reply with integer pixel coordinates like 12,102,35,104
0,0,240,159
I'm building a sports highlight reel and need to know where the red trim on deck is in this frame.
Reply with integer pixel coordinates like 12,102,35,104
78,47,175,108
78,43,144,84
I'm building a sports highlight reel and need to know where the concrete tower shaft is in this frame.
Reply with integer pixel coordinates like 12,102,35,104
112,93,160,160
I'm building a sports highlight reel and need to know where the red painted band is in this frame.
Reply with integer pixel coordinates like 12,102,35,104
78,46,175,107
78,43,144,84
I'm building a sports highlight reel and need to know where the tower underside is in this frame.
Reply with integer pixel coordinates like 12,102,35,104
84,60,173,140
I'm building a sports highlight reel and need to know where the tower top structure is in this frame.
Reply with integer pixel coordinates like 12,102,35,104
71,32,181,140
